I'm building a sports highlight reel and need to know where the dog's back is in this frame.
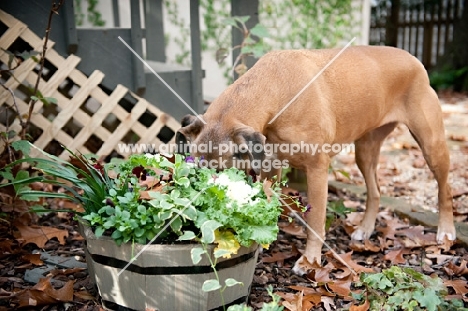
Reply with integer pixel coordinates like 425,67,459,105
205,46,433,145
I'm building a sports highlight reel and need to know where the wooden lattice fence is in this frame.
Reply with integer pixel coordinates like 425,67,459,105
0,9,181,160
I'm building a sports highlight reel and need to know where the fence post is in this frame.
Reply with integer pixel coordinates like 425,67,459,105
190,0,204,115
385,0,400,46
130,0,146,96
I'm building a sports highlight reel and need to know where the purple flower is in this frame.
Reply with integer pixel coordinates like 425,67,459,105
304,204,312,214
185,156,195,163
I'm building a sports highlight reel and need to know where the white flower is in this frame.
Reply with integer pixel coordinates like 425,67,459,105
144,153,162,161
211,173,259,206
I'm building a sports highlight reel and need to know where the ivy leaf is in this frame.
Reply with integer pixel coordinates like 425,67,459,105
233,16,250,24
94,226,105,237
190,247,205,264
202,279,221,292
250,24,269,38
178,230,196,241
413,288,441,311
252,43,267,58
44,97,58,104
241,45,254,54
175,177,190,188
11,140,31,156
225,278,243,287
19,50,39,61
170,215,182,233
222,17,238,27
200,220,222,244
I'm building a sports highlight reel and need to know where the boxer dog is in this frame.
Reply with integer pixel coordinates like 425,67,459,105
176,46,456,275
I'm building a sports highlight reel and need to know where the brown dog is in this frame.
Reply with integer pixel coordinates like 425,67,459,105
176,46,456,275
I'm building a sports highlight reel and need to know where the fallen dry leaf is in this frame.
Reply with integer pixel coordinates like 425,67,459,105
350,298,370,311
384,249,410,265
376,218,408,240
307,267,332,282
74,290,96,301
452,188,468,198
426,253,456,265
280,222,307,238
443,260,468,276
288,286,318,295
321,296,335,311
21,254,43,266
15,225,68,248
444,279,468,296
334,268,353,280
327,280,351,297
278,291,303,311
337,252,374,274
349,240,381,252
262,252,295,264
49,267,86,277
15,277,73,307
345,212,364,227
449,134,467,142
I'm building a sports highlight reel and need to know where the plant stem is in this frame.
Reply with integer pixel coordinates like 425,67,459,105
20,0,64,140
203,243,226,311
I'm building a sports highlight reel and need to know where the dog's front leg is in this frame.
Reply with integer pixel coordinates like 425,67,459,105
292,155,330,275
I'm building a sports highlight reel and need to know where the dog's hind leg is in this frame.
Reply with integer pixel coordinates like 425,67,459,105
351,122,397,240
405,89,456,242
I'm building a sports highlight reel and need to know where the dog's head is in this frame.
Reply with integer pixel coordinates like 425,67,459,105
176,115,266,175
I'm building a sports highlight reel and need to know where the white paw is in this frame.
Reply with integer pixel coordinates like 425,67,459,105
351,227,372,241
436,228,456,243
292,261,308,276
292,255,319,275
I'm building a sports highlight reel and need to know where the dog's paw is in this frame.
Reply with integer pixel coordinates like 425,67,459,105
292,255,320,275
350,227,373,241
437,227,456,243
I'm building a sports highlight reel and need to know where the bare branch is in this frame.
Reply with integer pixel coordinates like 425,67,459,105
21,0,65,139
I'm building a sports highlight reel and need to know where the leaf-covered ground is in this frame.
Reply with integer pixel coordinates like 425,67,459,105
0,93,467,310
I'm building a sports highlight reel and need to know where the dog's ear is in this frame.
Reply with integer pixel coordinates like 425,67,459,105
176,115,204,153
234,127,266,175
180,115,198,127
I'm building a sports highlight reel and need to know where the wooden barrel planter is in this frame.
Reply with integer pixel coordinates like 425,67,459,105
78,220,260,311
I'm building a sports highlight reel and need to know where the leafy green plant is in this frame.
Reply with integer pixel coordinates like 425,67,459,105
1,142,289,310
326,200,353,231
260,0,355,50
0,141,111,215
352,266,467,311
74,0,105,27
1,142,284,256
430,66,468,91
164,0,191,66
219,15,270,79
